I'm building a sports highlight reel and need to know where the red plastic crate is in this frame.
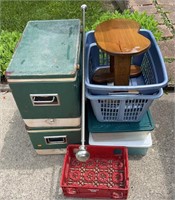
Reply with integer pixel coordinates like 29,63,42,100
60,145,129,199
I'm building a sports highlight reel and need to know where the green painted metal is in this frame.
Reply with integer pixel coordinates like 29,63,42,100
28,128,81,149
6,19,82,120
6,19,81,79
10,78,81,119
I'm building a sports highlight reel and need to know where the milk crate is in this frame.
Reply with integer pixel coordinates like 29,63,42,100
61,145,129,199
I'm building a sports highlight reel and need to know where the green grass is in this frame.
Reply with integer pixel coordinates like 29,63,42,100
1,0,107,32
0,0,110,77
0,30,21,76
1,1,163,77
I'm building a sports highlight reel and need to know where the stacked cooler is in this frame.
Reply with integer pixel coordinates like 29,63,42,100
85,30,168,155
6,19,82,154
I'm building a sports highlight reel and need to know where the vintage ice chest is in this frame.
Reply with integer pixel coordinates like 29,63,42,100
6,19,82,128
26,126,81,155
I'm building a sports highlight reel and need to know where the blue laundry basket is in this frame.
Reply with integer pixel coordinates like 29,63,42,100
85,30,168,95
86,88,163,122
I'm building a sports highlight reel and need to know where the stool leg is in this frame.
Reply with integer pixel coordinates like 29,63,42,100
113,55,131,86
110,55,114,73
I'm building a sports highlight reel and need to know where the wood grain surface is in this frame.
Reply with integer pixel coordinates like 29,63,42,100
94,19,151,85
94,19,150,55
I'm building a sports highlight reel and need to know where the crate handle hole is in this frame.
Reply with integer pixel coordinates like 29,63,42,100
113,149,122,155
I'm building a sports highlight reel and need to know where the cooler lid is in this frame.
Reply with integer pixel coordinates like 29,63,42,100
6,19,81,79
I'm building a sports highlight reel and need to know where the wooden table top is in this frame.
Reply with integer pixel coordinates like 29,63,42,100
94,19,151,55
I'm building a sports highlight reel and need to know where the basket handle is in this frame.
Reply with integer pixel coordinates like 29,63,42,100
108,90,139,95
86,88,163,100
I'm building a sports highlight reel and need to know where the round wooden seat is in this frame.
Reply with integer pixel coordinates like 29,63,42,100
94,19,151,86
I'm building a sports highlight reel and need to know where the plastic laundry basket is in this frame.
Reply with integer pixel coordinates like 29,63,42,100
87,102,155,133
86,88,163,122
85,29,168,95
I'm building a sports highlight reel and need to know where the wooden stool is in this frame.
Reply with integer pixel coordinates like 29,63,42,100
92,65,142,84
94,19,151,85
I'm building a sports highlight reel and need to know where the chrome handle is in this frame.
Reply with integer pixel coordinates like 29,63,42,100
30,94,60,106
44,136,67,145
33,96,55,104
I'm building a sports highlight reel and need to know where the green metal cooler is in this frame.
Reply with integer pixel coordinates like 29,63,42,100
6,19,82,128
27,126,81,155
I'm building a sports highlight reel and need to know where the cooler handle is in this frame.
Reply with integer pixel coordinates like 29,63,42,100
44,135,67,145
30,94,60,106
